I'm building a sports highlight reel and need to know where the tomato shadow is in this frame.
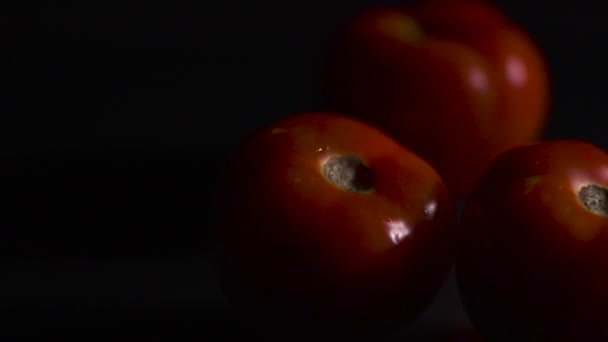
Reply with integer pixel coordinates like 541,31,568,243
391,325,482,342
0,259,480,342
2,306,480,342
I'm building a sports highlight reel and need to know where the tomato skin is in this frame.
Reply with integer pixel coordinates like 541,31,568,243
456,140,608,341
323,0,549,198
215,113,457,338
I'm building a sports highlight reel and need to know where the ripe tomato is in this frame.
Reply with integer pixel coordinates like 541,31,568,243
323,0,549,197
456,140,608,341
215,112,457,339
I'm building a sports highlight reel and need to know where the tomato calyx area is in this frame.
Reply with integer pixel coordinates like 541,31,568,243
321,154,375,192
578,184,608,217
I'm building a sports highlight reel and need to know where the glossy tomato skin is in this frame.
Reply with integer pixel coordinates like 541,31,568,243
215,113,457,339
456,140,608,341
324,0,549,198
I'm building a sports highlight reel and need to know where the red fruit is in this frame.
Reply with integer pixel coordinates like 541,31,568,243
215,112,457,338
456,140,608,341
324,0,549,197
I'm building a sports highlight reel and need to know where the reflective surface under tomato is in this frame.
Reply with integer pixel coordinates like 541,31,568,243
324,0,549,198
215,113,457,339
456,140,608,341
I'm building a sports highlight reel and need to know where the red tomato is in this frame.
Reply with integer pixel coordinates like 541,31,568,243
324,0,550,198
456,140,608,341
215,113,457,339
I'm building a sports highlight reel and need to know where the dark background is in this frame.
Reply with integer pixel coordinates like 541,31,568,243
1,0,605,340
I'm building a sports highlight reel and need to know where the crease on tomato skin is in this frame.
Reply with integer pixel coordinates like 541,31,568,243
523,175,543,195
409,0,511,35
374,11,424,43
271,127,287,134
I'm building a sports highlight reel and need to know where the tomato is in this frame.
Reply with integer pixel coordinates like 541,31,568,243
323,0,549,197
215,112,457,339
456,140,608,341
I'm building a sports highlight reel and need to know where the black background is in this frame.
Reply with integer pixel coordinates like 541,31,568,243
1,0,606,340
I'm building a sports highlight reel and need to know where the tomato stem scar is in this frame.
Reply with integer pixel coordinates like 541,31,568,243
578,184,608,216
322,155,375,192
